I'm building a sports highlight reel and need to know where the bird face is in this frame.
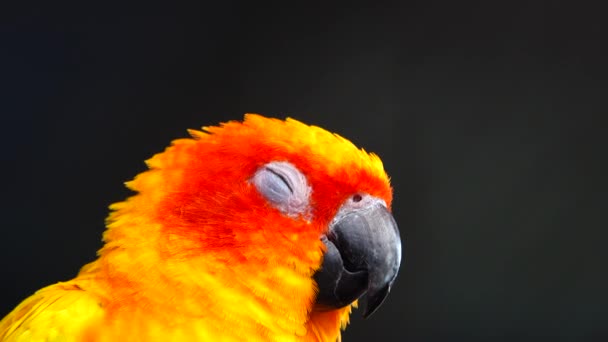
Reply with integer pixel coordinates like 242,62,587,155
251,160,401,318
118,114,402,319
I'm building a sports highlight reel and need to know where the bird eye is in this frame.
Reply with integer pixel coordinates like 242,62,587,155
259,167,292,203
251,161,311,217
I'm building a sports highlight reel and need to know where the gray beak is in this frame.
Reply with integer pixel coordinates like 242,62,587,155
313,196,402,318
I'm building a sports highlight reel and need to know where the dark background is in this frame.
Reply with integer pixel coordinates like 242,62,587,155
2,2,607,341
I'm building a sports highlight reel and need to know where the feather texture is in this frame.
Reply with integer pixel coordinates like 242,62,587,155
1,114,392,341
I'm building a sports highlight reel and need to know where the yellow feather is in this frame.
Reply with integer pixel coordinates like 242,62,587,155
0,283,104,342
2,115,391,341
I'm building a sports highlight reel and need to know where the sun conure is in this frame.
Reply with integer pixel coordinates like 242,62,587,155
0,114,402,342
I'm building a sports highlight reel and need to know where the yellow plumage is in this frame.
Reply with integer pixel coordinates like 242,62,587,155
0,282,104,342
1,115,395,341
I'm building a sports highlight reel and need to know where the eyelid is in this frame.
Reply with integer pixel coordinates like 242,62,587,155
251,161,311,218
266,167,293,194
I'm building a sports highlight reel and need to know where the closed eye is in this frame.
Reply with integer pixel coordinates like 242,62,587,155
251,161,311,218
266,167,293,194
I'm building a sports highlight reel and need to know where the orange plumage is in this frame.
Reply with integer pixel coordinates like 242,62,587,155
0,114,395,341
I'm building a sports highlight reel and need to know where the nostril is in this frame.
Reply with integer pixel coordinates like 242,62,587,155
352,194,362,203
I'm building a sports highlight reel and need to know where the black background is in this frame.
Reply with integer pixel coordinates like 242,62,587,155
1,2,607,341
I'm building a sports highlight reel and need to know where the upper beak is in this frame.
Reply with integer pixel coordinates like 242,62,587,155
313,196,402,318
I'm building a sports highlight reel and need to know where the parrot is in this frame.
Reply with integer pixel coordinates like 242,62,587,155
0,114,402,342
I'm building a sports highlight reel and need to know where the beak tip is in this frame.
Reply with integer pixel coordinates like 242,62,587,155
361,283,392,319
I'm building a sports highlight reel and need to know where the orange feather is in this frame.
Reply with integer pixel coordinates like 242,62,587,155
0,114,392,341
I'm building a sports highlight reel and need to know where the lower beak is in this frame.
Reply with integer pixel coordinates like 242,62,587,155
313,199,402,318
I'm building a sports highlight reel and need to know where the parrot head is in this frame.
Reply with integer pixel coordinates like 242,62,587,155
100,114,401,339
